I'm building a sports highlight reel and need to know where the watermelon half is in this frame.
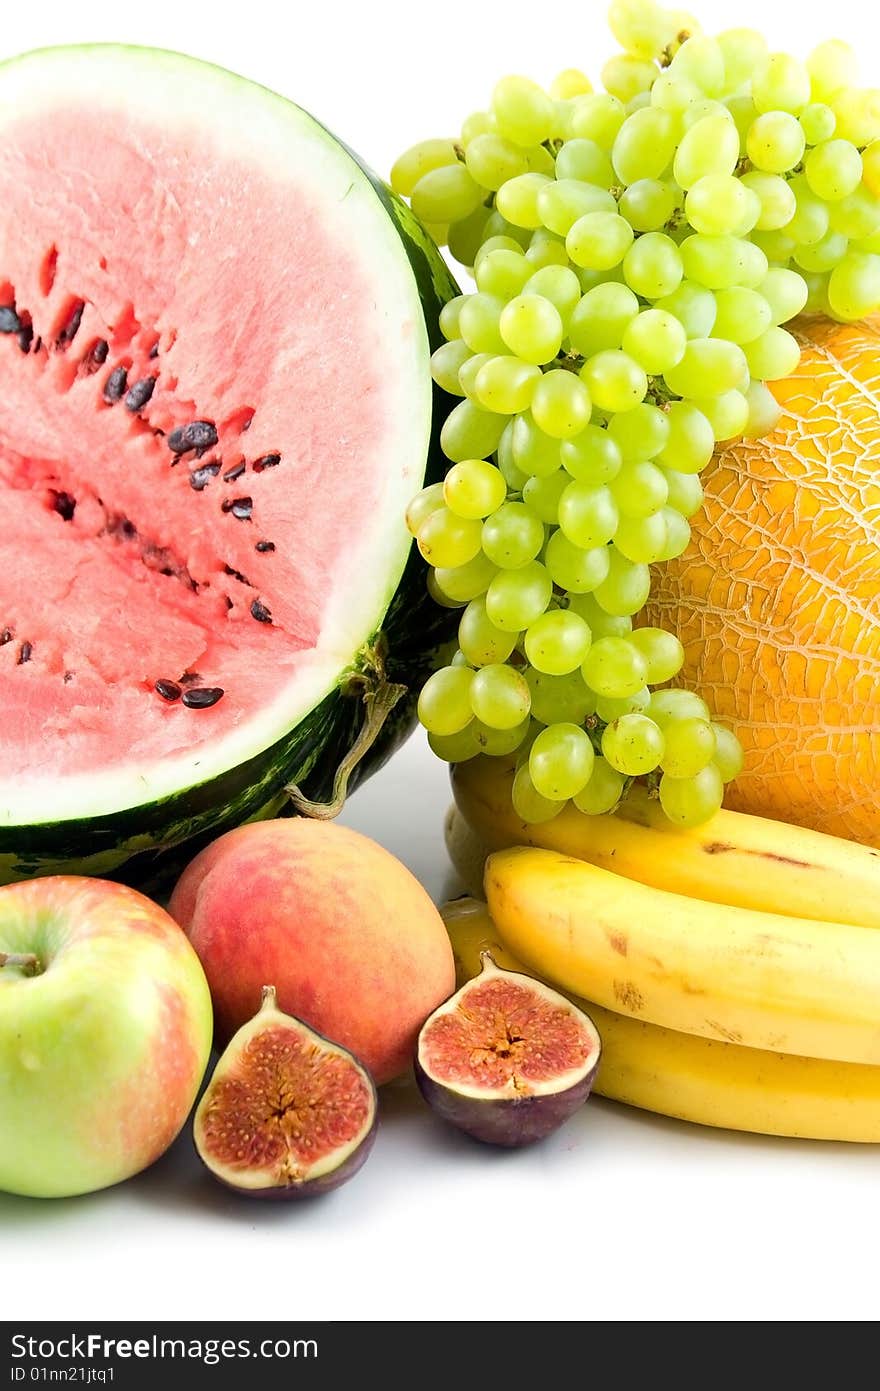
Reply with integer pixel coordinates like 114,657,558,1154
0,46,456,888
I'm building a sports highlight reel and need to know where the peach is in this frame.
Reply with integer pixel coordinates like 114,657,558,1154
170,819,455,1084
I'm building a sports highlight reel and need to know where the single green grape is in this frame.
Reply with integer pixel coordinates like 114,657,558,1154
673,113,740,187
531,369,593,439
622,232,684,299
712,724,745,782
573,757,627,815
499,293,564,364
558,480,620,549
659,764,724,826
433,551,499,603
664,338,749,398
470,662,531,729
443,459,508,520
481,501,545,569
418,665,475,736
525,667,595,725
473,716,534,758
512,762,565,824
524,608,592,675
427,724,481,763
752,52,811,116
595,687,650,721
660,716,717,777
458,352,494,402
439,295,468,341
510,412,563,478
405,481,445,537
568,591,632,638
621,309,687,374
390,139,459,197
474,247,532,300
679,235,768,290
744,327,801,381
739,171,797,232
580,350,648,413
612,107,678,183
544,530,612,593
485,560,553,631
717,28,768,92
561,425,623,484
440,400,508,464
582,635,647,698
685,175,757,236
566,211,635,271
629,627,685,683
827,252,880,320
602,713,665,776
495,172,554,229
746,111,805,174
431,339,472,395
554,137,615,185
618,178,680,232
608,403,671,462
458,293,507,355
522,465,568,524
711,287,772,345
417,506,483,567
492,75,555,147
657,401,716,474
693,390,750,442
648,688,711,724
523,266,582,324
614,510,669,564
663,468,704,518
538,179,616,236
568,282,641,356
465,133,530,190
568,92,627,148
657,506,692,560
807,38,858,103
655,282,717,338
593,548,651,617
612,459,669,519
411,163,485,224
458,596,518,666
529,722,595,800
474,355,542,414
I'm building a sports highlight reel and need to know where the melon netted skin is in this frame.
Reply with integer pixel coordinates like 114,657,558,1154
0,47,457,889
645,316,880,846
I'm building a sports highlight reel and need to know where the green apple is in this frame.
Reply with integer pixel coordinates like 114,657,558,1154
0,876,213,1198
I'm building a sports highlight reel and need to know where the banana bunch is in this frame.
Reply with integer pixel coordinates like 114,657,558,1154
444,756,880,1141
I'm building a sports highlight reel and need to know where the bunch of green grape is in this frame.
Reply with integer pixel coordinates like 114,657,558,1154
394,0,880,829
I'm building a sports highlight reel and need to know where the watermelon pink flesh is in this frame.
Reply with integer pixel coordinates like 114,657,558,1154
0,50,430,818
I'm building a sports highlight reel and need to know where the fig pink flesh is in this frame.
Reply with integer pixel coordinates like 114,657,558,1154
0,94,399,779
198,1023,373,1178
420,976,597,1092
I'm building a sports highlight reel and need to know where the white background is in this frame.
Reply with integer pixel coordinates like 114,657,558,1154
3,0,879,1325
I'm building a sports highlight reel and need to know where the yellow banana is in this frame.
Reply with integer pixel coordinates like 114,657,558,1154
442,898,880,1143
452,755,880,928
444,804,486,899
485,846,880,1066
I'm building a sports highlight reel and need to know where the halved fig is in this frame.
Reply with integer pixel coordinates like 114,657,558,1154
415,953,601,1147
194,986,377,1198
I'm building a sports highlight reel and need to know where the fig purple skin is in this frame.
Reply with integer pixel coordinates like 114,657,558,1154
415,1058,598,1147
414,953,602,1148
194,986,378,1198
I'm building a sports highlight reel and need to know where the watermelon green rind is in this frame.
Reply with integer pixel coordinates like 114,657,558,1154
0,46,458,887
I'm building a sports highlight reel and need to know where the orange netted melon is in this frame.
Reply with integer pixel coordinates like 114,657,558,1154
645,316,880,846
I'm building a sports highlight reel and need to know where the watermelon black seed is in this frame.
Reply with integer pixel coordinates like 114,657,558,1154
63,671,74,684
103,365,128,403
0,305,21,334
223,462,246,483
0,629,12,645
52,491,76,522
17,322,34,354
189,462,221,491
149,342,159,359
125,375,157,412
84,338,109,372
252,453,281,472
255,540,276,553
250,599,272,624
182,687,224,709
168,420,218,454
155,679,182,702
17,642,32,665
56,300,85,348
179,671,201,686
224,564,252,586
222,496,253,521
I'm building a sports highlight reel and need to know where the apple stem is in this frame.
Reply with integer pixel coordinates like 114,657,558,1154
0,951,40,974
